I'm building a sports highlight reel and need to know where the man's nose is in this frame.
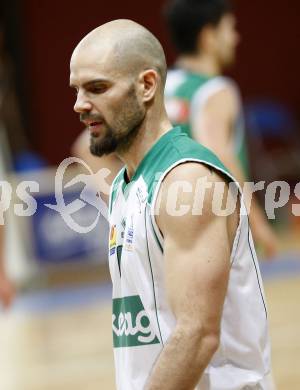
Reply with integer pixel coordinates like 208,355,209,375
73,91,92,113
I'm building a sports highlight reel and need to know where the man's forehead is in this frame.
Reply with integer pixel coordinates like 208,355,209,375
71,42,112,68
69,70,112,87
70,46,116,85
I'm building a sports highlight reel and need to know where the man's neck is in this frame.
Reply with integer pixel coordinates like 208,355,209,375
117,110,172,180
176,53,222,77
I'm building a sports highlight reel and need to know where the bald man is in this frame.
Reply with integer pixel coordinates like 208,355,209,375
70,20,272,390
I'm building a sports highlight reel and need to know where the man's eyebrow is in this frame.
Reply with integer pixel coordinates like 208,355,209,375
69,78,111,88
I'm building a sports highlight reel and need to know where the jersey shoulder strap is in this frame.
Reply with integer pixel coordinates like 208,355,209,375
109,167,125,214
110,127,235,210
135,127,233,204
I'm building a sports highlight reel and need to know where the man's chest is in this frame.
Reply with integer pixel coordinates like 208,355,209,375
109,180,150,285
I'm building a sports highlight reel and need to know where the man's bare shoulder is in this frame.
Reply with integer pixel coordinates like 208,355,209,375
157,161,231,223
156,162,239,248
161,162,226,187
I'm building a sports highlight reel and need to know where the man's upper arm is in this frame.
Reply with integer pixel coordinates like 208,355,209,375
156,163,235,337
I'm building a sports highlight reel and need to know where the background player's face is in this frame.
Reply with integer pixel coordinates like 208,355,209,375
213,13,240,69
70,48,146,157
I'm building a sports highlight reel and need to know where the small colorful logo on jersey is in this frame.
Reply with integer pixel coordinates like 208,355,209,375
109,224,117,255
124,219,134,252
112,295,160,348
165,98,189,124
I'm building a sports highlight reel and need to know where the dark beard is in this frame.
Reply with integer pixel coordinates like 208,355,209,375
89,86,145,157
90,126,118,157
89,117,144,157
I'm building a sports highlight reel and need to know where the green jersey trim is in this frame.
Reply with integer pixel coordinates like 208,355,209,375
111,127,233,211
145,128,231,204
120,127,183,194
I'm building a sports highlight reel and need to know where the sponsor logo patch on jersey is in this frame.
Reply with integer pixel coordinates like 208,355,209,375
112,295,160,348
109,224,117,255
124,217,134,251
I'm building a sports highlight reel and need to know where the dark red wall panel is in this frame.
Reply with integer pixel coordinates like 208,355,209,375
233,0,300,110
21,0,300,164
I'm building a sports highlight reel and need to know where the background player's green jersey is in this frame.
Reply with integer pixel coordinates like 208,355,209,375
165,69,249,177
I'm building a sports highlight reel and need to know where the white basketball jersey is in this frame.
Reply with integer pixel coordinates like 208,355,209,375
108,127,271,390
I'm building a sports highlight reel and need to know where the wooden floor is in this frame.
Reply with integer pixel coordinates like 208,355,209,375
0,276,299,390
265,277,300,389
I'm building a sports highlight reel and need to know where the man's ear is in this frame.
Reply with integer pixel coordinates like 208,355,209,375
138,69,159,102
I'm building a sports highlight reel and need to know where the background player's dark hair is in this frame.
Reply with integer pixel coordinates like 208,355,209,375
164,0,233,55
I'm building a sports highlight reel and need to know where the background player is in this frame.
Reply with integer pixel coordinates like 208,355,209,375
164,0,278,258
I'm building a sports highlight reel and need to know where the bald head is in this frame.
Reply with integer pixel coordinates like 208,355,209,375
70,20,172,159
72,19,167,87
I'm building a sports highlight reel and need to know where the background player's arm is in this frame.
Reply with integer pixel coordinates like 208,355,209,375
192,87,277,258
0,223,14,308
192,86,244,183
145,163,236,390
72,129,123,203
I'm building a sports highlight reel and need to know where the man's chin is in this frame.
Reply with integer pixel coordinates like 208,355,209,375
90,141,117,157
